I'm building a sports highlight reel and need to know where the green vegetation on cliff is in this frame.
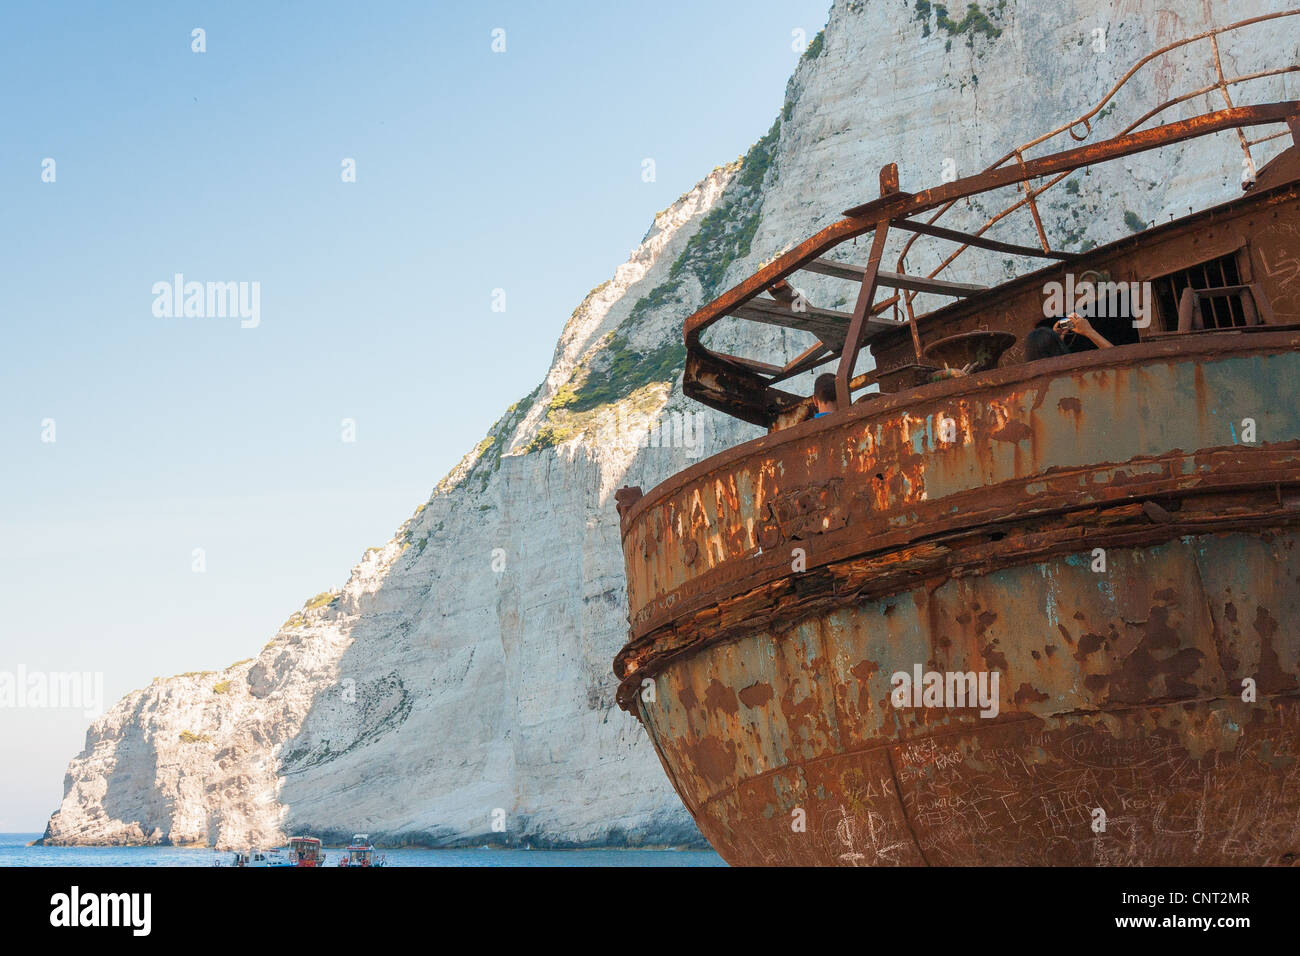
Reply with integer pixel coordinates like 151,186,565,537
801,29,824,62
915,1,1004,46
529,117,782,436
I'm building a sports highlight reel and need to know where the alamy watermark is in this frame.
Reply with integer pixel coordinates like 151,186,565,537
151,274,260,328
596,406,708,457
50,886,150,936
891,664,1000,718
1043,273,1151,328
0,666,104,717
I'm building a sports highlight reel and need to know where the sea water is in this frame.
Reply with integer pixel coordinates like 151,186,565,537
0,833,726,867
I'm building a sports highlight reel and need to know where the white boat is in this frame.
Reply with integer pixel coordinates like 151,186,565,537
219,837,326,867
219,847,289,867
336,833,386,868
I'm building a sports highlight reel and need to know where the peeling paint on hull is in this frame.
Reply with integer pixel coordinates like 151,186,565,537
639,534,1300,865
616,338,1300,865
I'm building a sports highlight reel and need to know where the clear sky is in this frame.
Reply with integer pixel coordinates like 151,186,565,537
0,1,831,830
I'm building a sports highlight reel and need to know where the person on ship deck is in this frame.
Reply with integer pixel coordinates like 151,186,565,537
1025,312,1113,360
812,372,838,418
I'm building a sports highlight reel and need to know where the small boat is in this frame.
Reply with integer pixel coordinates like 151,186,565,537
218,847,289,867
217,837,326,867
337,833,386,868
286,836,326,867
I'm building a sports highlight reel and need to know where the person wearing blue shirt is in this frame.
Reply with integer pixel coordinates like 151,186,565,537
812,372,837,419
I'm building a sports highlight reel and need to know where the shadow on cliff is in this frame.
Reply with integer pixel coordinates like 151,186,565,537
102,695,173,843
43,693,172,845
268,443,708,851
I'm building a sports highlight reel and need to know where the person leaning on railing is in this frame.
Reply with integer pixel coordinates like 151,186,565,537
1025,312,1113,360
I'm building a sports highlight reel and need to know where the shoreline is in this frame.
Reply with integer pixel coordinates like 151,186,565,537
11,833,709,852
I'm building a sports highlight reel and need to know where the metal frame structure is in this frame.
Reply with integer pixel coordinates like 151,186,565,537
682,10,1300,427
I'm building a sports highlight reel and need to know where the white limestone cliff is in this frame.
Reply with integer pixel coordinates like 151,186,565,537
43,0,1298,847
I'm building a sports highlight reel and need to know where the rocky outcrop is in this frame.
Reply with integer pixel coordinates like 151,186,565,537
43,0,1297,847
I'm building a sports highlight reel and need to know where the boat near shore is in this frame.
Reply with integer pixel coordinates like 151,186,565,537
218,837,326,868
337,834,386,868
613,12,1300,866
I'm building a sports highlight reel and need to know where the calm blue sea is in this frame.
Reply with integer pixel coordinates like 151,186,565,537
0,833,725,867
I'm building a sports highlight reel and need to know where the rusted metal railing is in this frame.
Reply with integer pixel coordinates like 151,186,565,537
891,9,1300,330
679,10,1300,426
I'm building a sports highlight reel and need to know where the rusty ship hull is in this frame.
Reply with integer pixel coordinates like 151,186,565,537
617,333,1300,865
613,16,1300,865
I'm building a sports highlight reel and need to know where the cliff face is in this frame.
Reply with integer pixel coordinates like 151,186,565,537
44,0,1297,847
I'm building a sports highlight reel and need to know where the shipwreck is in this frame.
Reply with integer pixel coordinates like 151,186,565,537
613,12,1300,865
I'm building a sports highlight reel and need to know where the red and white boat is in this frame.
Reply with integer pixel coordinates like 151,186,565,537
337,834,385,868
286,836,326,867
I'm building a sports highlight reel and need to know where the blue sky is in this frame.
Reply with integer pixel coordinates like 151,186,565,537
0,1,831,829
